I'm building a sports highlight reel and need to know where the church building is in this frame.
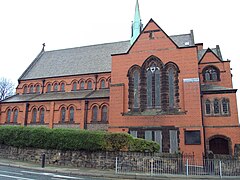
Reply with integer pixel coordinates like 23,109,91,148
1,0,239,160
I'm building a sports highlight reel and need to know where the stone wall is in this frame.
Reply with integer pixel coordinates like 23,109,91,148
0,144,180,169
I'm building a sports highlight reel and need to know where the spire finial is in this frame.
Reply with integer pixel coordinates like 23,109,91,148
130,0,142,44
42,43,45,51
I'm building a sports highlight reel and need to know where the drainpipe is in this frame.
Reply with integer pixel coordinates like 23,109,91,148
24,102,29,126
42,79,45,94
95,74,98,90
199,81,207,157
84,100,89,130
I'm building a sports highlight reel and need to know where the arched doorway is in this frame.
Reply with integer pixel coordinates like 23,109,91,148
209,136,230,155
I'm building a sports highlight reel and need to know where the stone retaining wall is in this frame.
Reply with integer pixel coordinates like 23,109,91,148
0,144,179,169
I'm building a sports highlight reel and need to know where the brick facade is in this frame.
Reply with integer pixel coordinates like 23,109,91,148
0,16,239,160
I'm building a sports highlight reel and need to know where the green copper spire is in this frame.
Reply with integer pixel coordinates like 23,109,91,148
130,0,143,44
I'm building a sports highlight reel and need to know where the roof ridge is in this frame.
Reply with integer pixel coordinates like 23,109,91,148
45,40,130,53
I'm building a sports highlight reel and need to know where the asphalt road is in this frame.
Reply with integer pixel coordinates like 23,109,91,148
0,165,111,180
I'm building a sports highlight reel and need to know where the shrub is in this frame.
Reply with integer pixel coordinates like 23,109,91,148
0,126,159,152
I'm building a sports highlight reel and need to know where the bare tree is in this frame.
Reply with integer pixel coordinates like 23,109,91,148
0,77,15,100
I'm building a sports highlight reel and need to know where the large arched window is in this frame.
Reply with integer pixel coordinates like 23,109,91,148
61,107,66,123
128,66,140,111
203,66,220,81
32,108,37,123
69,107,74,122
40,108,45,124
128,56,179,113
101,106,108,122
6,109,11,123
168,68,175,109
92,106,98,122
13,109,18,123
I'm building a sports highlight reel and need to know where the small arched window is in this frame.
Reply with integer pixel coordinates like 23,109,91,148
32,108,37,123
72,82,77,91
53,83,58,92
69,107,74,122
13,109,18,123
36,85,41,93
101,106,108,122
23,86,28,94
7,109,11,123
203,66,220,81
61,107,66,123
92,106,98,122
80,81,84,90
60,83,65,92
87,81,92,89
205,100,211,115
222,98,230,115
47,84,51,93
100,80,105,89
40,108,45,124
213,99,220,114
29,85,34,93
168,68,175,109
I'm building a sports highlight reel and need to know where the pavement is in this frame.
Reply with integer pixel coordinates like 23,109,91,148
0,158,239,180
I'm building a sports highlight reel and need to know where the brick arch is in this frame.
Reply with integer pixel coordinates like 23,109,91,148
99,102,109,108
207,135,232,155
38,105,47,111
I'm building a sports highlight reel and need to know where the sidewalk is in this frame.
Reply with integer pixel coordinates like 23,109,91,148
0,158,238,180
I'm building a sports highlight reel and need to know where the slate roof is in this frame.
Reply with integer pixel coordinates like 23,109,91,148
1,89,110,103
198,47,223,61
19,33,195,81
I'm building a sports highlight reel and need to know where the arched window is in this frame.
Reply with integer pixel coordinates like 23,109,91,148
101,106,108,122
87,81,92,89
205,100,211,115
92,106,98,122
213,99,220,114
69,107,74,122
100,80,105,89
29,85,34,93
53,83,58,92
222,98,230,115
60,83,65,92
168,68,175,109
146,70,152,108
7,109,11,123
36,85,40,93
13,109,18,123
47,84,51,93
72,82,77,91
61,107,66,123
133,70,140,109
40,108,45,124
80,81,84,90
32,108,37,123
23,86,28,94
203,66,220,81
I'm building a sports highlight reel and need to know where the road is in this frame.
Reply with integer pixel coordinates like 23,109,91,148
0,165,111,180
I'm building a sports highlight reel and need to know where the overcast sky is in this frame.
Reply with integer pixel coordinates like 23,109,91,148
0,0,239,115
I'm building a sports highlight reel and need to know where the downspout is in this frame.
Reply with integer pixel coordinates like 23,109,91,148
42,79,45,94
84,100,89,130
199,80,207,157
24,102,29,126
